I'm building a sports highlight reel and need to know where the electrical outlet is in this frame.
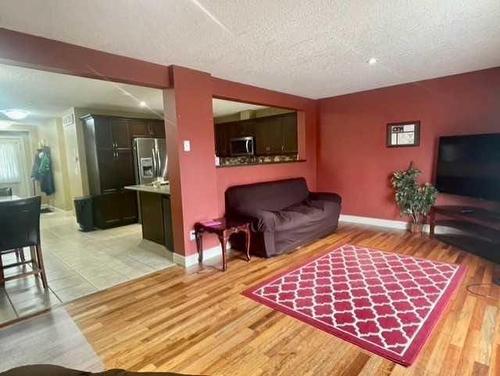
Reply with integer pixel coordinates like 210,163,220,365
189,230,196,241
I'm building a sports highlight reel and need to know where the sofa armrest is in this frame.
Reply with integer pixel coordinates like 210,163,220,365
229,209,276,232
309,191,342,205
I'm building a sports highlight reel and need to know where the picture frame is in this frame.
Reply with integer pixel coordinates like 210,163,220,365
386,121,420,148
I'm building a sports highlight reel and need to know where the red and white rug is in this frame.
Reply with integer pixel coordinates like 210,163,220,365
243,244,466,366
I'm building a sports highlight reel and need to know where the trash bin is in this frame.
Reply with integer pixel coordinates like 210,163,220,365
74,196,94,232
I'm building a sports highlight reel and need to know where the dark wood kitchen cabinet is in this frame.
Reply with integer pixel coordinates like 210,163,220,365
128,118,165,139
136,191,174,249
255,116,284,155
81,114,165,229
93,190,138,229
281,112,298,153
215,112,297,157
148,120,166,138
215,125,230,157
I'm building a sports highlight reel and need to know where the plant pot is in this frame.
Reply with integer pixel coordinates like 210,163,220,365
409,223,423,234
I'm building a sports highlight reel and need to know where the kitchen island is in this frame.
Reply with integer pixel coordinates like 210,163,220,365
125,184,174,251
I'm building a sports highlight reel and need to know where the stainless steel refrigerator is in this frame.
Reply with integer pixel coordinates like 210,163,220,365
133,138,167,184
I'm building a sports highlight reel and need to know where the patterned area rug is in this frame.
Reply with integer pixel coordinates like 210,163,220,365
243,244,466,366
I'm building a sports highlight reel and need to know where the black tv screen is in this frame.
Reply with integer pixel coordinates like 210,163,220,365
436,133,500,201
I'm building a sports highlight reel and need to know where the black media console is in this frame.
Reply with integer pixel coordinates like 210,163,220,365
429,205,500,264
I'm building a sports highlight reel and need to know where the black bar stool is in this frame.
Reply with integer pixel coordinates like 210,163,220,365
0,187,24,261
0,196,48,288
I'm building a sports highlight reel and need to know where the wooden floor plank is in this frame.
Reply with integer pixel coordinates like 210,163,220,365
56,224,500,375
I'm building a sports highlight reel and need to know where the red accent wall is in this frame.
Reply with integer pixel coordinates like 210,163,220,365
318,67,500,221
164,66,219,255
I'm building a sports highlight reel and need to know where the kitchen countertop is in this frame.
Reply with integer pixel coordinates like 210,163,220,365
124,184,170,195
216,159,306,168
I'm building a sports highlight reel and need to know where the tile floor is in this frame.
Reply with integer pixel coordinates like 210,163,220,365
0,211,175,325
0,307,103,373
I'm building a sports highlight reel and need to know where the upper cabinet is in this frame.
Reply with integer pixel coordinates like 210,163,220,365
255,118,281,155
129,118,165,139
281,113,298,154
215,112,297,157
148,120,166,138
109,117,131,149
82,114,165,195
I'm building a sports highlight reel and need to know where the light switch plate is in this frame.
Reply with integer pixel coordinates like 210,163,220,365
183,140,191,152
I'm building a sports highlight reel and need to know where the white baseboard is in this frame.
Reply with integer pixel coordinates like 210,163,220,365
170,215,450,268
170,245,223,268
340,214,409,230
339,214,442,234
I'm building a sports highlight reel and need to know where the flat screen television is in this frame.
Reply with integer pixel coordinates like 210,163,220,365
435,133,500,201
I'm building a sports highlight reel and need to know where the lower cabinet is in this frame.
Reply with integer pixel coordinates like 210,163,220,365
93,190,138,229
162,196,174,251
138,192,174,250
140,192,164,245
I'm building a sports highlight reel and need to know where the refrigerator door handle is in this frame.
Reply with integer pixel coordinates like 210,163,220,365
152,148,157,177
153,148,158,178
155,148,161,179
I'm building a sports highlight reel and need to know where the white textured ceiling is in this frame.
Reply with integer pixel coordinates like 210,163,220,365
0,1,499,99
212,99,265,117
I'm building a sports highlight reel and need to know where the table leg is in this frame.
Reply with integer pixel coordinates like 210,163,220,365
35,244,48,289
0,253,4,287
18,248,25,262
219,234,228,272
195,231,204,264
244,227,251,262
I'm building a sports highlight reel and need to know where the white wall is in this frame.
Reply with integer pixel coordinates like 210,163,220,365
38,118,72,210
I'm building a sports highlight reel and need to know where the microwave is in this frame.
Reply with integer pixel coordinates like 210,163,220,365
230,136,255,156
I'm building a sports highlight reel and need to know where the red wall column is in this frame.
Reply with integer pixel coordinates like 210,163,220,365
164,66,219,256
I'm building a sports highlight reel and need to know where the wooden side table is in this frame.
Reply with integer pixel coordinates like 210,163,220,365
194,218,251,271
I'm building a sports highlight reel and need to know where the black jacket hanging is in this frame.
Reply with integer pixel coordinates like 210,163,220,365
31,146,55,196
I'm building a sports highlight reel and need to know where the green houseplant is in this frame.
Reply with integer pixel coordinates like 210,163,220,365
391,163,438,233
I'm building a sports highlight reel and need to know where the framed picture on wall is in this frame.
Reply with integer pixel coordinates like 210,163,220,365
386,121,420,147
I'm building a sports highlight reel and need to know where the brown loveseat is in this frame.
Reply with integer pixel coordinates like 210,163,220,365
225,178,341,257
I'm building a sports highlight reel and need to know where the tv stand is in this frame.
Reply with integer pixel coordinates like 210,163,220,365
429,205,500,263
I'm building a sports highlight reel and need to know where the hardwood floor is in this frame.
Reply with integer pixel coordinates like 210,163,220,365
64,224,500,376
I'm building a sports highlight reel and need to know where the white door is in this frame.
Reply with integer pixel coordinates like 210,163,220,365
0,136,30,197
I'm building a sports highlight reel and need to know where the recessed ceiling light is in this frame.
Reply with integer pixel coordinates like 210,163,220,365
139,101,147,108
368,57,378,65
1,109,30,120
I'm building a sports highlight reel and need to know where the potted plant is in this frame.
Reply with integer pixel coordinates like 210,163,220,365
391,162,438,233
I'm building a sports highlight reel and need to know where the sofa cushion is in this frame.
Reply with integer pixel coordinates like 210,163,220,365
309,199,340,218
225,178,309,215
273,201,327,232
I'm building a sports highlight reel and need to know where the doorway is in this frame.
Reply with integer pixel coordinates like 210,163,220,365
0,132,31,197
0,63,174,325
